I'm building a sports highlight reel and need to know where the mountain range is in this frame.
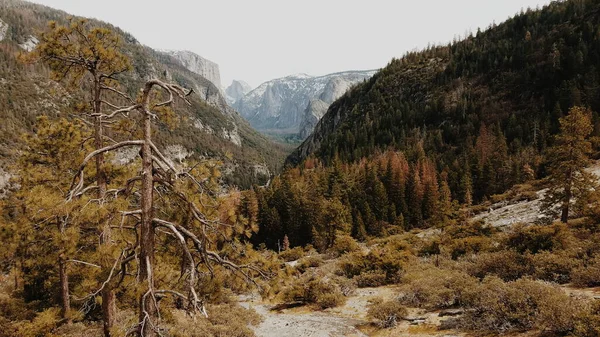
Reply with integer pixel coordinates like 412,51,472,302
234,70,376,139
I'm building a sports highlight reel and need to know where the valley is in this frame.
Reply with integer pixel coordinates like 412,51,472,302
2,0,600,337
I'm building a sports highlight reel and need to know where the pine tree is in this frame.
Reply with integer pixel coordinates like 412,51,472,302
543,106,597,223
27,19,131,336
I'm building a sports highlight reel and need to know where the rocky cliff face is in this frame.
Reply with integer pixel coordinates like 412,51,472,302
225,80,252,105
234,71,375,137
0,18,7,41
161,50,222,90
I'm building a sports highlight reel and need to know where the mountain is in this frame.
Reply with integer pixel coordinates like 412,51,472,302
0,0,288,189
234,70,375,137
160,49,222,90
288,0,600,202
225,79,253,105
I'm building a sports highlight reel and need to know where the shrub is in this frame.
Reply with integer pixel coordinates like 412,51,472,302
367,298,408,328
531,251,580,284
337,243,408,285
573,301,600,337
282,274,346,309
354,271,387,288
296,256,324,273
13,307,60,337
330,234,360,257
446,236,493,260
462,277,583,334
398,265,478,309
466,250,533,281
279,246,305,262
504,223,568,254
571,256,600,287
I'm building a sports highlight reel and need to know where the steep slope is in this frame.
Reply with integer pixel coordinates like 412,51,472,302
225,80,253,105
235,71,375,136
0,0,288,188
288,0,600,197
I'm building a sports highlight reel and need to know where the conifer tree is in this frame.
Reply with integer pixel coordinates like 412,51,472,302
26,19,131,336
543,106,597,223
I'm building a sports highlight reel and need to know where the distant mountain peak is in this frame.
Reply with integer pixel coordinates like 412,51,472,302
235,70,376,137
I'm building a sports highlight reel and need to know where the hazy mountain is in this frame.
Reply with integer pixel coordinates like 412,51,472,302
234,71,375,137
160,50,222,90
225,80,253,105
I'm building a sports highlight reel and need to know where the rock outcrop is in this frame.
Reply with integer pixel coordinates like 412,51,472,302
161,50,222,90
0,18,8,42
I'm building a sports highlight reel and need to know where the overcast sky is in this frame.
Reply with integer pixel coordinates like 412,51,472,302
30,0,553,88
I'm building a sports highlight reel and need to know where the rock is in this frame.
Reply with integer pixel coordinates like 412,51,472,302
19,35,39,52
162,50,222,90
0,18,8,42
439,308,464,317
409,319,426,325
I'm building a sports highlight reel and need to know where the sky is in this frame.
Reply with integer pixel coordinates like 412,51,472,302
30,0,553,89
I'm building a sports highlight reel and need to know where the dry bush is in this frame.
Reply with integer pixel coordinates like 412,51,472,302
571,256,600,287
279,246,305,262
531,250,581,283
329,234,360,257
466,250,533,281
281,273,346,309
367,298,408,328
354,271,388,288
463,277,584,334
12,307,60,337
398,265,478,309
168,303,261,337
337,238,410,286
573,301,600,337
446,236,494,260
295,255,324,274
504,223,568,254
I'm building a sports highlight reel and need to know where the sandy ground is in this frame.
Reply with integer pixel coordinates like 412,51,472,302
240,300,368,337
240,286,465,337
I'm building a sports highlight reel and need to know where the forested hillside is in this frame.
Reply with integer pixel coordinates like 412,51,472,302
0,0,287,188
290,0,600,202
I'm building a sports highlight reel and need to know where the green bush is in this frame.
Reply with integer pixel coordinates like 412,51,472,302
367,298,408,328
